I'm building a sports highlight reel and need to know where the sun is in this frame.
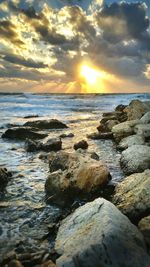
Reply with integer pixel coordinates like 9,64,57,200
80,65,99,84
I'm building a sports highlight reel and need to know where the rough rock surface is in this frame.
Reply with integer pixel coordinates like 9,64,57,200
2,127,47,140
140,111,150,124
120,145,150,174
25,138,62,152
118,135,145,150
87,132,113,139
111,120,139,142
113,170,150,223
73,140,88,150
0,168,12,189
124,100,150,120
55,198,150,267
138,216,150,250
45,151,111,205
24,119,68,129
134,124,150,140
59,133,74,138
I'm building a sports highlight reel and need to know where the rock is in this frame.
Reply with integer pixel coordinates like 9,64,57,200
102,111,127,123
120,145,150,174
124,100,150,120
73,140,88,150
24,119,68,129
138,216,150,250
0,168,12,189
59,133,74,138
2,127,47,140
55,197,150,267
140,112,150,124
134,124,150,140
87,132,113,139
113,170,150,223
39,260,56,267
112,120,139,142
117,135,145,150
106,119,119,131
8,260,24,267
24,115,39,119
115,104,127,112
45,152,111,206
25,138,62,152
90,152,99,161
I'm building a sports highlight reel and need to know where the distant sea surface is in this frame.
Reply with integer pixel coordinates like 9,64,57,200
0,93,149,258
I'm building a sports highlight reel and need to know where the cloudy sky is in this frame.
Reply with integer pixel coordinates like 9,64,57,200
0,0,150,93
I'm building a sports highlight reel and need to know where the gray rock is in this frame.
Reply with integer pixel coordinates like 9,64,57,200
55,198,150,267
120,145,150,174
112,120,139,142
113,170,150,223
138,216,150,250
118,135,145,150
24,119,68,129
2,127,47,140
140,112,150,124
124,100,150,120
134,124,150,140
87,132,113,139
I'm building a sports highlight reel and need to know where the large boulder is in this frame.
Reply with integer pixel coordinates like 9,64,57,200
55,198,150,267
25,138,62,152
120,145,150,174
117,135,145,150
138,216,150,250
134,124,150,140
140,112,150,124
45,151,111,206
113,170,150,223
24,119,68,130
112,120,139,142
0,168,12,189
2,127,47,140
124,100,150,120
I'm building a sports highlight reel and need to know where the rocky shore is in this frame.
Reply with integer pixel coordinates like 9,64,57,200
0,99,150,266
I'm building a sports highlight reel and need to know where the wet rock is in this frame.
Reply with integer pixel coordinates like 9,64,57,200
39,260,56,267
120,145,150,174
2,127,47,140
25,138,62,152
55,197,150,267
90,152,99,161
115,104,127,112
124,100,150,120
73,140,88,150
106,119,119,131
1,251,17,265
59,133,74,138
0,168,12,189
24,115,39,119
46,152,111,206
87,132,113,139
113,170,150,223
112,119,139,142
102,111,127,123
24,119,68,130
134,124,150,140
138,216,150,250
140,111,150,124
8,260,24,267
117,135,145,150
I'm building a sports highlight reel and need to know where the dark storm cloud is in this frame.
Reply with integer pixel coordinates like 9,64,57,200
96,2,149,43
2,53,47,68
0,20,24,46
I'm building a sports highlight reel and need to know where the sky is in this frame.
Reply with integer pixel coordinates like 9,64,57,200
0,0,150,93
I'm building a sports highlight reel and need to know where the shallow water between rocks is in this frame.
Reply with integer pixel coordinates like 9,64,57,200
0,93,149,260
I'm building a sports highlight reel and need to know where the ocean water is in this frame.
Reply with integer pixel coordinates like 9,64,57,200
0,92,149,259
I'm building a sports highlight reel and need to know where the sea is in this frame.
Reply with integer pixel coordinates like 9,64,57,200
0,92,149,259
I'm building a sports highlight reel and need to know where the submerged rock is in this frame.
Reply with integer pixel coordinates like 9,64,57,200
117,135,145,150
120,145,150,174
2,127,47,140
113,170,150,223
73,140,88,150
25,138,62,152
138,216,150,250
24,119,68,130
55,197,150,267
0,168,12,189
59,133,74,138
45,151,111,206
